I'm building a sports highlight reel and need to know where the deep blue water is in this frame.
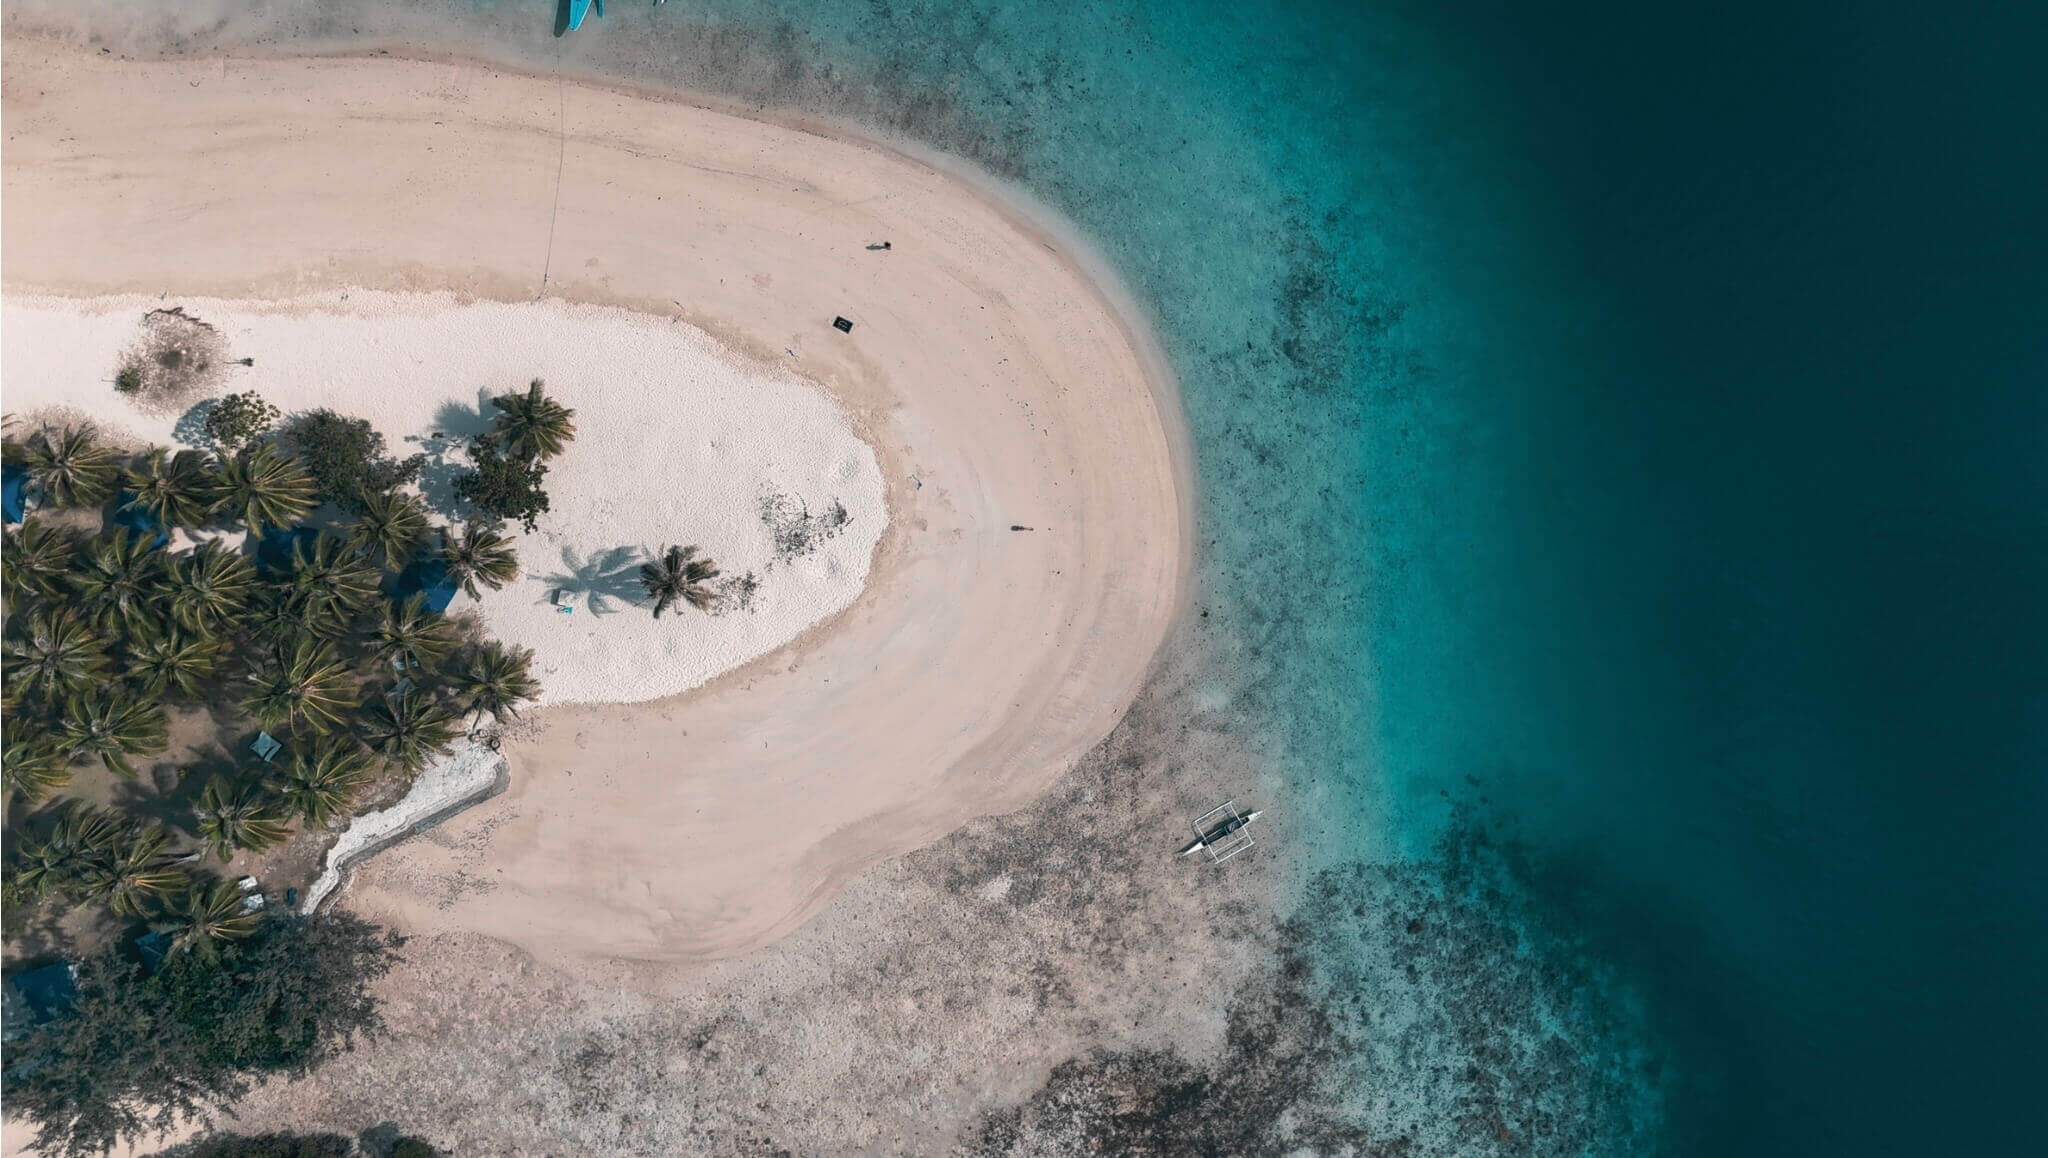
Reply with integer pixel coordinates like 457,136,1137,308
44,0,2048,1150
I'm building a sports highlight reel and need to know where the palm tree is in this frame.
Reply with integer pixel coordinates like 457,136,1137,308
361,690,460,773
244,637,357,734
490,378,577,460
153,875,265,956
440,521,520,598
20,424,119,508
193,775,293,862
2,608,107,704
348,489,430,569
375,593,458,675
123,447,215,529
167,540,257,635
287,531,383,634
640,545,720,618
59,689,170,778
1,739,72,805
274,740,374,825
69,529,168,637
1,519,75,599
75,822,188,918
9,803,124,901
450,641,539,726
128,623,224,699
210,443,315,536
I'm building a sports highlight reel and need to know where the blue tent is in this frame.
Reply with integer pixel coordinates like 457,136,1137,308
110,493,171,548
393,554,459,614
134,931,172,974
255,525,323,576
8,961,77,1023
2,463,28,524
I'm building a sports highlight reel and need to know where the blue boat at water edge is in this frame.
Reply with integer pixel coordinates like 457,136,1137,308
565,0,603,34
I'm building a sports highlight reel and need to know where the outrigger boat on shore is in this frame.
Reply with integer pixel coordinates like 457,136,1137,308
1179,800,1263,863
567,0,604,32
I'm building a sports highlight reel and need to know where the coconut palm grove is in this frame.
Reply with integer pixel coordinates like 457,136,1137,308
0,379,629,1155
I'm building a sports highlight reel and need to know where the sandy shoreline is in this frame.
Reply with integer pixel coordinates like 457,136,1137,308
2,38,1190,965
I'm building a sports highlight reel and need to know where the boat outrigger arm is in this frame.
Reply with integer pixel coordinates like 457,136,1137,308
1180,800,1263,863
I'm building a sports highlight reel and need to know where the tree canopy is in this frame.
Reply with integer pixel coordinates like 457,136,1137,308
1,913,401,1158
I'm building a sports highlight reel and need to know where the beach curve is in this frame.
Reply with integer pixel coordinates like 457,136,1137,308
1,40,1190,963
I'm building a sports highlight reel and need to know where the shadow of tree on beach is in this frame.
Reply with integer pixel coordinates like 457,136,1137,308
405,394,496,521
533,545,648,617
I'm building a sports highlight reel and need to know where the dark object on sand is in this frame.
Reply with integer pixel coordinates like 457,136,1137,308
866,241,892,251
1011,525,1035,531
833,316,855,333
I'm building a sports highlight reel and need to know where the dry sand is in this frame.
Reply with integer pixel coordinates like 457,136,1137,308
3,292,890,706
1,40,1188,967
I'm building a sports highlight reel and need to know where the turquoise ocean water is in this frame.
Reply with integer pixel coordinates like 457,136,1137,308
36,0,2047,1151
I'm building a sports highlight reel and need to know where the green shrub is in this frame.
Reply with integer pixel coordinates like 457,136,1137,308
203,391,281,452
1,913,402,1158
280,410,425,513
453,436,550,532
185,1133,355,1157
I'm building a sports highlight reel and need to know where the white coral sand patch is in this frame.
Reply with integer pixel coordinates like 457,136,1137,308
1,292,888,705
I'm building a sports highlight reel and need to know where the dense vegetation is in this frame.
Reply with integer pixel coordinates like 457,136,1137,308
2,914,400,1158
3,416,539,919
177,1133,443,1158
2,384,575,1144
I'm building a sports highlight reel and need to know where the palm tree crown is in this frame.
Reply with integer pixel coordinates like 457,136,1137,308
287,531,383,635
124,447,215,529
243,637,358,734
21,424,120,508
59,689,170,778
490,378,577,461
361,689,460,773
274,741,374,825
211,443,315,536
128,623,225,699
2,519,75,599
640,545,720,618
1,738,73,806
167,540,257,635
2,608,108,705
348,489,430,569
439,521,520,599
69,529,168,636
153,875,265,956
74,821,188,918
193,775,293,863
8,803,124,901
375,593,458,675
451,641,539,725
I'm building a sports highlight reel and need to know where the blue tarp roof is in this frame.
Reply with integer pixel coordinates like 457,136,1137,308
110,492,171,547
393,555,458,614
135,931,172,973
254,525,323,575
9,961,77,1023
2,464,27,524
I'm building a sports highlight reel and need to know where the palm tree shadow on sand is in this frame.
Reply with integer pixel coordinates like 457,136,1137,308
534,545,648,617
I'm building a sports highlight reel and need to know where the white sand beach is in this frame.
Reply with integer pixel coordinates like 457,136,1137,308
3,293,888,706
2,40,1189,966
